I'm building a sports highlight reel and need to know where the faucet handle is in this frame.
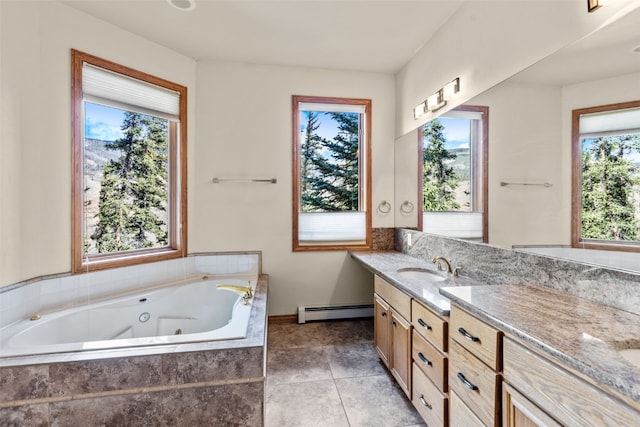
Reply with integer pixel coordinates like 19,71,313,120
453,266,462,277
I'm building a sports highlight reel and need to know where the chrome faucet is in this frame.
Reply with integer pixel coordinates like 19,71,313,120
432,256,460,277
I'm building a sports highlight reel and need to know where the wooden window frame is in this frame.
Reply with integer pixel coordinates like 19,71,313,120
571,100,640,252
417,105,489,243
71,49,188,273
292,95,372,251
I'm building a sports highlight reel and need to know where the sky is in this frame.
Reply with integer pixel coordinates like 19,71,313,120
85,102,125,141
439,117,470,149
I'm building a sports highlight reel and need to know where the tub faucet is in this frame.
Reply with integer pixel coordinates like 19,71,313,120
216,282,253,299
432,256,455,276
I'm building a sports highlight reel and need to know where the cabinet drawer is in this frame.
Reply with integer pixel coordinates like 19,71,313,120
412,300,447,352
503,338,640,427
374,275,411,320
450,305,501,370
450,390,485,427
412,362,448,427
412,330,447,393
449,339,500,427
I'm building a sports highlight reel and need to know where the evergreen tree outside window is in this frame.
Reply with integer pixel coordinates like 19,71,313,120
419,105,488,242
572,101,640,251
292,96,372,251
71,50,187,273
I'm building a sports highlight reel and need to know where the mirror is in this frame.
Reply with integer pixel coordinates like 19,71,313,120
394,7,640,272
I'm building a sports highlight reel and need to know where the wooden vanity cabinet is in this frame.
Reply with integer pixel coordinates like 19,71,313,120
411,299,449,427
449,305,502,427
374,275,412,398
503,337,640,427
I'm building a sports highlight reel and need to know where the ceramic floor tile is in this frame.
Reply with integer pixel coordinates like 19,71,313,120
322,318,374,344
267,322,335,350
326,342,387,379
265,379,349,427
267,346,333,385
335,374,423,427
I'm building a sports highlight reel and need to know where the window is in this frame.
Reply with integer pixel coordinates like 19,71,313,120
292,95,372,251
71,50,187,273
419,105,488,241
572,100,640,251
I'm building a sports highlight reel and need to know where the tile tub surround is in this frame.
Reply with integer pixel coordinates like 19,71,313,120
0,252,261,336
0,253,268,426
440,284,640,410
394,228,640,316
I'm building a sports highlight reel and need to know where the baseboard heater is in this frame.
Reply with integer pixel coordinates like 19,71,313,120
297,304,374,324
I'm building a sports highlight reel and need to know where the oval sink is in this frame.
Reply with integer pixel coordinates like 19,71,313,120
619,349,640,369
396,268,447,282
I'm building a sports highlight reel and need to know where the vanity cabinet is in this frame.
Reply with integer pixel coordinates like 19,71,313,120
503,337,640,427
411,299,449,426
373,275,412,398
449,305,502,427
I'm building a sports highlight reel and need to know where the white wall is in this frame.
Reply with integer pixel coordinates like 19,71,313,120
470,82,565,247
193,61,395,315
0,1,196,285
395,0,640,139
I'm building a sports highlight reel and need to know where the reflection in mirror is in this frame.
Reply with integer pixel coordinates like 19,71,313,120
571,100,640,251
393,7,640,272
419,106,488,242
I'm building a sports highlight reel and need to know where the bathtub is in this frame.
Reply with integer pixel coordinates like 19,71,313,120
0,253,267,425
0,273,257,358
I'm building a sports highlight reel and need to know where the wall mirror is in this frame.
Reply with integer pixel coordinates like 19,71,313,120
394,7,640,272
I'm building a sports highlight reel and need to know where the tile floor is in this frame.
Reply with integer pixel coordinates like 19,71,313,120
266,318,426,427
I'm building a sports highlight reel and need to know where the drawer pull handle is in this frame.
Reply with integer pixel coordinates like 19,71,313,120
391,320,397,326
418,352,432,366
419,394,432,410
381,311,387,317
417,318,432,330
458,327,480,342
457,372,479,391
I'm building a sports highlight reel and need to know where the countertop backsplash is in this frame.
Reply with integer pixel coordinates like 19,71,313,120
394,228,640,316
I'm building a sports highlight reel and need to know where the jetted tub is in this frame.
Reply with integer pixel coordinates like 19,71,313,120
0,253,268,425
0,273,257,358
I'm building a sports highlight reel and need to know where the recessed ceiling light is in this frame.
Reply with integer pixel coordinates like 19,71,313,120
167,0,195,11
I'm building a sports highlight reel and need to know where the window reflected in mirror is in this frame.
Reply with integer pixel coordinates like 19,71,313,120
419,105,488,242
572,100,640,251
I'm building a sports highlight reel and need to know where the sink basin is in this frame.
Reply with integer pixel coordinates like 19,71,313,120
619,349,640,369
396,268,447,282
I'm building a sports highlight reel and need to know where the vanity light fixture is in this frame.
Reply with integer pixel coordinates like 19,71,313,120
427,90,446,112
167,0,196,11
587,0,602,13
413,102,427,119
443,77,460,98
413,77,460,119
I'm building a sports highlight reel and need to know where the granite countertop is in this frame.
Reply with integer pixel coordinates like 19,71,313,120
440,284,640,406
350,251,483,316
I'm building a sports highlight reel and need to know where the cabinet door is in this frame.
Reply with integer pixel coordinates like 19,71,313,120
374,294,391,367
503,382,561,427
390,310,412,398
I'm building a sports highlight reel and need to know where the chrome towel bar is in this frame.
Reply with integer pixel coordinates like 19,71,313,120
212,177,277,184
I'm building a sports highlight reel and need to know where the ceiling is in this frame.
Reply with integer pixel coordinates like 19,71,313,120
61,0,464,74
510,6,640,86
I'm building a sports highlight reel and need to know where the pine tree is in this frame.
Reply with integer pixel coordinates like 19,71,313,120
300,111,327,211
581,134,640,240
301,112,360,212
91,112,169,253
422,119,460,211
